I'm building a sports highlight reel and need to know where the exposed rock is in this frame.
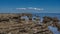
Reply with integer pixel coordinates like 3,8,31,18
43,16,52,23
0,13,53,34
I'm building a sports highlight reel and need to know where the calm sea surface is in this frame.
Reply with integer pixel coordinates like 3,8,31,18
33,13,60,19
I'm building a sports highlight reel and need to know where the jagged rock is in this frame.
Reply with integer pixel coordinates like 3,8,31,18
43,16,52,23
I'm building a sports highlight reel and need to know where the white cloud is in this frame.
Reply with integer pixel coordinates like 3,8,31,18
28,7,44,11
16,7,44,11
16,8,26,10
28,7,44,10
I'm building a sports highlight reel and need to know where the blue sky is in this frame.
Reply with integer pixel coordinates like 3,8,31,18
0,0,60,13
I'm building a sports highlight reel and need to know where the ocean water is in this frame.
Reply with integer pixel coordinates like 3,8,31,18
33,13,60,34
33,13,60,19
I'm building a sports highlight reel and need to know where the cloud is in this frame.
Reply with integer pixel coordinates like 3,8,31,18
16,7,44,11
16,8,26,10
28,7,44,11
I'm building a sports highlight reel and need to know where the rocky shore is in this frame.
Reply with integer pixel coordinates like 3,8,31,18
0,13,59,34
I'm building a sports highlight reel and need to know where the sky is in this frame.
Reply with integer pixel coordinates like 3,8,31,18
0,0,60,13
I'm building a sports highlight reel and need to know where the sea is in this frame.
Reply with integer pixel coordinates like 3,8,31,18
33,13,60,19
